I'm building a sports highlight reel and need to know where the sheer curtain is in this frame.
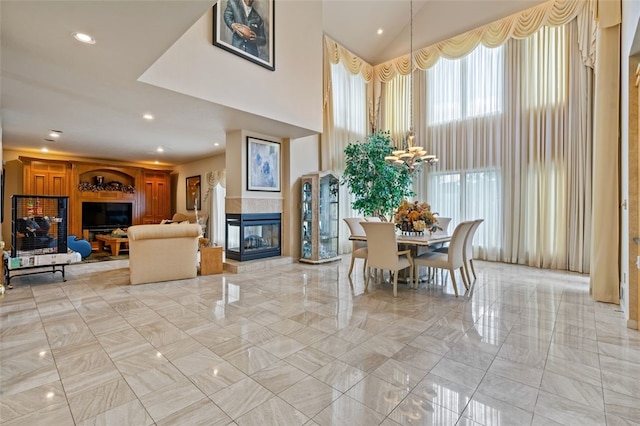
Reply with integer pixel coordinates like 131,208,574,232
328,61,368,253
204,170,226,247
413,21,592,273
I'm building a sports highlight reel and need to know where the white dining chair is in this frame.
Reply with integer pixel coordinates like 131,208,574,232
361,222,413,297
364,216,382,222
463,219,484,282
343,217,368,277
413,220,475,297
431,217,452,238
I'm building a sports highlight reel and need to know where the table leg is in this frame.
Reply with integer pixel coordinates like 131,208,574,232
112,242,120,256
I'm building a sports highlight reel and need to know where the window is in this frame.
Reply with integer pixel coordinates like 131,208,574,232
330,62,367,132
428,169,501,257
427,44,504,126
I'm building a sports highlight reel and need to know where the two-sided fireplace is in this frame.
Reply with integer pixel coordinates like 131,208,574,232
225,213,281,261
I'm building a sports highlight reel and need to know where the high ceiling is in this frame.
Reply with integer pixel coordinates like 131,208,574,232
1,0,546,166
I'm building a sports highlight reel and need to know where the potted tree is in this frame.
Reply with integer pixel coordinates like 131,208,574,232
341,130,414,220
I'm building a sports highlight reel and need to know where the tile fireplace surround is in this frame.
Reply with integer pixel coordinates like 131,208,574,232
1,258,638,425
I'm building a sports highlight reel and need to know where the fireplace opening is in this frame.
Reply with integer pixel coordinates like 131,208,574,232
225,213,281,261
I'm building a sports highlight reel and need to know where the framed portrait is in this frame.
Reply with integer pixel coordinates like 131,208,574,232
247,137,280,192
186,175,201,211
212,0,275,71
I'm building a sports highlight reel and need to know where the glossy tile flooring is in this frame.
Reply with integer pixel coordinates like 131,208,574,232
1,257,639,426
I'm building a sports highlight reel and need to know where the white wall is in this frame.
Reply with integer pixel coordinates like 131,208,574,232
620,0,640,321
173,153,226,215
139,2,323,134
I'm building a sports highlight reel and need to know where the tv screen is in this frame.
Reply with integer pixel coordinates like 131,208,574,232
82,202,132,229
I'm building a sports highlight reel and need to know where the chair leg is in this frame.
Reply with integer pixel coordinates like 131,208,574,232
409,265,414,290
365,267,370,291
348,256,356,277
470,259,477,279
460,266,469,290
463,261,472,285
393,270,398,297
449,268,459,297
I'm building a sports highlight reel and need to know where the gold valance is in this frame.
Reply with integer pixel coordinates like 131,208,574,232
374,0,587,82
324,36,374,82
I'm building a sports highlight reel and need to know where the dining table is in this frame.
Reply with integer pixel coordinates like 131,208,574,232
349,231,452,284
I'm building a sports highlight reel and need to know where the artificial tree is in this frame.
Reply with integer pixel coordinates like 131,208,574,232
341,130,414,220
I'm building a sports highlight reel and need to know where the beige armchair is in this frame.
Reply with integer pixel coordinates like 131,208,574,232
361,222,413,297
127,224,202,285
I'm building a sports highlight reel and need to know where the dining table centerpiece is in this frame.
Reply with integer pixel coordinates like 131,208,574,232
393,199,439,235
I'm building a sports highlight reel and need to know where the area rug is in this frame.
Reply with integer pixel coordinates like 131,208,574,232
82,251,129,263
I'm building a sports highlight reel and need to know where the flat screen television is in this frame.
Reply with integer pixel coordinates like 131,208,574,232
82,202,132,229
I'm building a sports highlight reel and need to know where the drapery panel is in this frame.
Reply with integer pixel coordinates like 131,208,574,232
325,61,368,253
396,22,593,273
204,170,227,247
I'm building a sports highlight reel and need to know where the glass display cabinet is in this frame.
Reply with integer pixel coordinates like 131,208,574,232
300,171,340,264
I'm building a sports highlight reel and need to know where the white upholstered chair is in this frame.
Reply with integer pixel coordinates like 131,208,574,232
364,216,382,222
413,220,475,297
463,219,484,282
343,217,368,277
431,217,452,238
361,222,413,297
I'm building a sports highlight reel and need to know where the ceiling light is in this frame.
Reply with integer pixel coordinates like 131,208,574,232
156,147,164,153
377,28,384,35
384,0,438,173
143,114,154,120
72,32,95,44
49,132,60,138
41,147,49,153
214,143,220,146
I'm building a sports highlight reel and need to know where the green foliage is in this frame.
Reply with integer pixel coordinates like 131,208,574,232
341,130,414,219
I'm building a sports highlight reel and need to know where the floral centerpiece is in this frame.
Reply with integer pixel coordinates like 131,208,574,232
393,199,439,234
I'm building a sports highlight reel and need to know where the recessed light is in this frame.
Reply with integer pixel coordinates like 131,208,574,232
156,147,164,153
72,32,95,44
41,147,49,153
143,114,154,120
377,28,384,35
49,132,60,138
214,143,219,146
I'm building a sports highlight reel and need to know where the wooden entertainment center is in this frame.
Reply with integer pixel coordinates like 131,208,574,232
20,157,171,245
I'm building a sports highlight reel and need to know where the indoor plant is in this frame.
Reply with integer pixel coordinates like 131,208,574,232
341,130,414,220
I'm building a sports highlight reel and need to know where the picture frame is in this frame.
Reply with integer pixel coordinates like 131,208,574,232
247,137,280,192
186,175,201,211
212,0,275,71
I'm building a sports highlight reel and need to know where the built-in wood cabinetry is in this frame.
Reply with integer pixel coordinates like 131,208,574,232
21,158,71,196
141,171,170,224
20,157,172,238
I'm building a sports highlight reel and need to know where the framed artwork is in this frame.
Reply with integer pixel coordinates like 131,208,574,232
212,0,275,71
247,137,280,192
186,175,201,211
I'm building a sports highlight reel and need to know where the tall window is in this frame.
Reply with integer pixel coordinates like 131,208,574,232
331,62,367,134
427,44,504,126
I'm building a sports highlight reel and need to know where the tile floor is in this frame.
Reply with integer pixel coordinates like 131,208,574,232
1,257,639,425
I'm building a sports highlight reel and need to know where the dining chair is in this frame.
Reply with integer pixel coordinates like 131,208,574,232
361,222,413,297
463,219,484,282
364,216,382,222
343,217,368,277
413,220,475,297
431,217,452,238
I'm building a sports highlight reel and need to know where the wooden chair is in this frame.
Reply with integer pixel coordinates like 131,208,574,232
361,222,413,297
413,220,475,297
343,217,368,277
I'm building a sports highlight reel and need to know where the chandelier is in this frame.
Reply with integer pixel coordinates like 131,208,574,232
385,0,438,173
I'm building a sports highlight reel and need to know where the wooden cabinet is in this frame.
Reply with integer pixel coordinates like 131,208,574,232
22,158,70,196
300,171,340,264
141,171,170,224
